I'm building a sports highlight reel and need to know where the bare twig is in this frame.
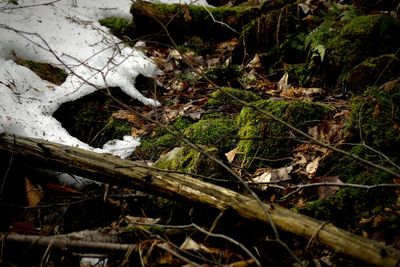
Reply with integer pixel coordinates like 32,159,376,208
203,5,239,34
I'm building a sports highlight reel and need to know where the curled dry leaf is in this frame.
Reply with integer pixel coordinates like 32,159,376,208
277,72,289,92
252,166,292,190
308,119,344,144
306,156,321,178
25,177,43,207
225,147,239,163
247,53,261,69
180,237,211,253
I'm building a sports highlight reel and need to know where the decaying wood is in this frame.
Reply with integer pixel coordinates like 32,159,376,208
1,134,399,266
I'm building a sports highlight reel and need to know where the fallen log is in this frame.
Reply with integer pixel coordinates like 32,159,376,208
1,134,399,266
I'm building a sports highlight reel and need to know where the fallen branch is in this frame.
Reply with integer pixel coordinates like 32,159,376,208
0,232,135,253
1,134,400,266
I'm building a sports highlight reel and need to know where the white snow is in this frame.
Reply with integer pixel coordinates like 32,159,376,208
0,0,163,158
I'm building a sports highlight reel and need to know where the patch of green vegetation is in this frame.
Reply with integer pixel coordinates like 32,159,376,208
239,3,299,61
207,87,261,109
131,1,259,43
184,117,237,152
205,65,242,86
285,63,311,87
236,99,332,169
96,118,132,144
54,88,137,147
303,81,400,229
154,146,223,178
135,117,194,160
326,15,400,83
343,54,400,93
99,17,132,38
177,70,201,85
346,83,400,152
16,59,67,85
302,170,395,229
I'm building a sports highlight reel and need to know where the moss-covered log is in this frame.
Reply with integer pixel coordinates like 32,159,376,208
130,0,260,43
1,134,400,266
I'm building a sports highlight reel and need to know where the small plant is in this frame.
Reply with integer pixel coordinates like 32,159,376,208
304,20,334,63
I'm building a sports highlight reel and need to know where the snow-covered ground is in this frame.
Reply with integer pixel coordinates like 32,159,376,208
0,0,165,158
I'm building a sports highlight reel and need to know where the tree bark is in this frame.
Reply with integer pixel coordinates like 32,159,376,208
1,134,399,266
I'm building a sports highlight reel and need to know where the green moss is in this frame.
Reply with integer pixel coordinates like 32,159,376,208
205,65,243,86
285,63,311,87
303,81,400,228
239,3,299,61
346,83,400,152
154,146,223,177
302,170,395,228
326,15,400,82
207,87,261,109
184,117,237,152
131,1,259,43
135,117,194,160
99,17,132,38
98,118,132,142
236,99,332,168
343,54,400,93
16,59,67,85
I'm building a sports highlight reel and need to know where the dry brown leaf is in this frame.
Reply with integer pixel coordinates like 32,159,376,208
180,237,211,253
216,37,239,51
25,177,43,207
316,176,343,199
373,103,381,119
277,72,289,92
306,156,321,178
131,127,146,138
112,110,141,125
225,148,239,163
252,166,292,190
247,53,261,68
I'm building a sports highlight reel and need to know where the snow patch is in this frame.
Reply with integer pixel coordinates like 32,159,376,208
0,0,161,158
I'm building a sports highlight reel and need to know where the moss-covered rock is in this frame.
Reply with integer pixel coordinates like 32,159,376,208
236,99,332,168
207,87,261,109
16,59,67,85
325,15,400,84
301,169,396,229
135,116,194,160
99,17,133,38
302,80,400,229
154,146,223,178
184,117,237,152
343,54,400,93
205,64,243,86
346,81,400,153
